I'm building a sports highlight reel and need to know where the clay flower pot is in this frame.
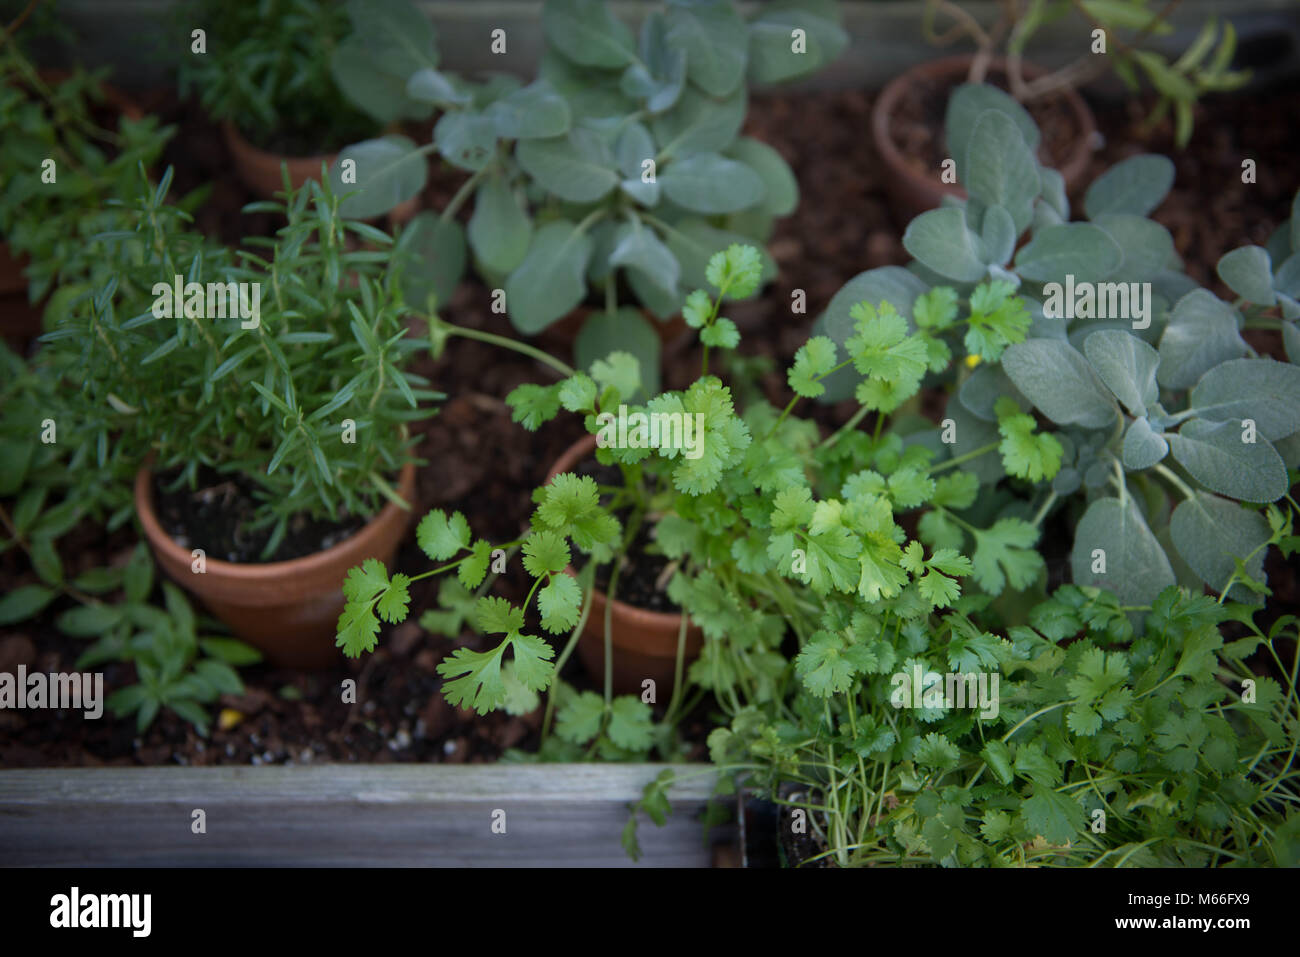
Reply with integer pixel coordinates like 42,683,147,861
545,434,703,696
135,462,417,669
222,119,336,200
870,55,1097,226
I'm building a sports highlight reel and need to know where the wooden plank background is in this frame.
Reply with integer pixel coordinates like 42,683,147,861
0,764,726,867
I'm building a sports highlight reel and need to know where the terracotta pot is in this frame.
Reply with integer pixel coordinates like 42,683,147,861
222,119,336,200
545,434,703,696
135,462,417,669
37,69,143,123
870,55,1097,226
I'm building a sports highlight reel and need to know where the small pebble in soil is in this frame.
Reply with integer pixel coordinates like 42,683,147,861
389,728,412,751
251,755,263,766
224,743,235,757
299,748,313,763
442,740,457,755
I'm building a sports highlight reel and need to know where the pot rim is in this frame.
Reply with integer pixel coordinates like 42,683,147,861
546,432,694,631
134,459,417,579
220,118,337,167
35,68,143,123
870,53,1096,199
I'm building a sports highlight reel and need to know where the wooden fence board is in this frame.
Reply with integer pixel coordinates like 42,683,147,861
0,764,724,867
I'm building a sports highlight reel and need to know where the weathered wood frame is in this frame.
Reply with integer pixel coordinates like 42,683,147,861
44,1,1300,93
0,764,725,867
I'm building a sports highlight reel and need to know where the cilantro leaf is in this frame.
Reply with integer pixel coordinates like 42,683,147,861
608,696,654,750
436,642,507,715
523,529,571,577
508,632,556,692
457,540,493,589
419,577,479,639
336,600,381,657
996,396,1063,481
538,573,582,633
918,569,961,609
971,518,1045,595
1020,785,1084,844
700,317,740,349
912,286,959,331
965,280,1031,361
795,631,858,697
557,373,598,412
591,351,642,404
772,485,816,531
506,382,562,430
535,473,622,555
474,596,525,635
931,472,979,509
376,572,411,624
682,289,712,328
500,662,541,716
788,336,838,397
888,467,936,509
913,732,961,771
706,243,763,299
416,509,471,561
845,301,928,396
556,689,605,744
342,558,390,605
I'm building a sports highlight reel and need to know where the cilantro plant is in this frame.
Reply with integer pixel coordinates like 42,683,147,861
821,83,1300,613
335,246,1032,766
34,167,441,555
174,0,379,155
326,0,845,387
713,567,1300,867
922,0,1246,145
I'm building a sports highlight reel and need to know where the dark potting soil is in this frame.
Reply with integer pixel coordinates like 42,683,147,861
4,83,1300,772
594,521,680,614
579,460,683,615
888,67,1083,182
777,784,836,868
234,106,380,160
151,465,367,563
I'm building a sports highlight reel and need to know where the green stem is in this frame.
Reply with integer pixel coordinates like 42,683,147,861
437,319,576,378
663,601,691,727
1030,489,1058,527
817,405,871,451
929,442,999,473
1153,462,1198,503
438,162,490,224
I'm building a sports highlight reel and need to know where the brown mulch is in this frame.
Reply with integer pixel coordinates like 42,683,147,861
3,79,1299,768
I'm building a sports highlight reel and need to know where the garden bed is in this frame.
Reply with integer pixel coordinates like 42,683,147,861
3,80,1300,771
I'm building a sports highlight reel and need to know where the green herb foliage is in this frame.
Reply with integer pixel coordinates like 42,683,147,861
175,0,378,154
34,168,440,553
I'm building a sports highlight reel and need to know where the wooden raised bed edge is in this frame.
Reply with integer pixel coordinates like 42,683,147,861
0,763,726,867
